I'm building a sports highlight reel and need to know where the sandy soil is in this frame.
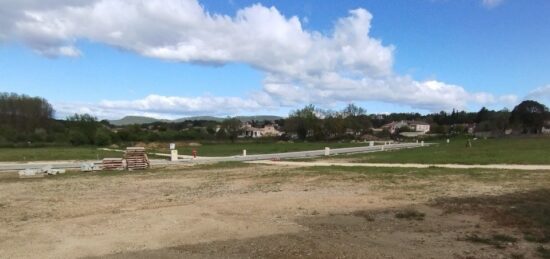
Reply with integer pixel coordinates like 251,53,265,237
1,164,549,258
250,160,550,170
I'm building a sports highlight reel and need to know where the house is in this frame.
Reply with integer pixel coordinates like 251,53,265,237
241,123,283,138
381,120,430,134
408,121,430,133
381,121,409,134
542,121,550,134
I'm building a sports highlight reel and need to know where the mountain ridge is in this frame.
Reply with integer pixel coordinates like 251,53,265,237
109,115,283,126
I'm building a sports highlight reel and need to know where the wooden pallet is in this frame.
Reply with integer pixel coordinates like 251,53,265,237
102,158,125,170
124,147,150,170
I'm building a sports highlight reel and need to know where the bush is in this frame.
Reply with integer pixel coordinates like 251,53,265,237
94,130,112,146
69,130,89,146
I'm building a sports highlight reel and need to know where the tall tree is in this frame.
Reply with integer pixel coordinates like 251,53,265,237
220,118,242,143
66,113,100,145
475,107,491,123
0,92,54,133
284,105,320,140
510,100,549,133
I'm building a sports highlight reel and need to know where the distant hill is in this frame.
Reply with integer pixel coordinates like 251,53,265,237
234,115,283,122
173,116,225,122
175,115,283,122
109,116,164,126
109,115,283,126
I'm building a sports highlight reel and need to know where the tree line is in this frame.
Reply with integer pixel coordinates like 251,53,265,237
0,92,548,146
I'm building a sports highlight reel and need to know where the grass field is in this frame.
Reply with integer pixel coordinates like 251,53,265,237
0,142,367,161
0,147,122,162
159,141,368,157
317,136,550,165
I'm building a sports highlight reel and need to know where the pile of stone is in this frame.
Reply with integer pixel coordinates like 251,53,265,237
124,147,150,170
102,158,125,170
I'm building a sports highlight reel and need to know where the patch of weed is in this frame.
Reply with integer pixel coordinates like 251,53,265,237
352,210,375,221
537,246,550,259
394,209,425,221
524,230,550,243
194,161,251,170
462,233,517,249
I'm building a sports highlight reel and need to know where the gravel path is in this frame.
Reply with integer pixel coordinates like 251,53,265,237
247,160,550,171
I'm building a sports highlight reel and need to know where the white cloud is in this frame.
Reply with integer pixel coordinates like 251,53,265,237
0,0,515,117
54,94,275,119
526,85,550,102
481,0,504,8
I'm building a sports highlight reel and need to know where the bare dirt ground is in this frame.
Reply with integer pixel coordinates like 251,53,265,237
249,160,550,170
1,163,549,258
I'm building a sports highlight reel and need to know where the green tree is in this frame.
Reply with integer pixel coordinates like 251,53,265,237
341,104,369,136
66,114,99,144
342,103,366,117
69,130,88,146
475,107,491,123
284,105,320,140
94,130,112,146
0,92,54,140
510,100,549,133
220,118,242,143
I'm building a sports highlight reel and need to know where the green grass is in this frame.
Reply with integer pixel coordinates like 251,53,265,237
326,136,550,164
253,165,550,187
0,142,366,161
0,147,122,162
160,141,368,157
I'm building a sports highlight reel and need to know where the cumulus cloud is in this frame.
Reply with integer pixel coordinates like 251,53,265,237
481,0,504,8
0,0,514,117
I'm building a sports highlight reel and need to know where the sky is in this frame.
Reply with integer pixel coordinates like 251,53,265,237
0,0,549,119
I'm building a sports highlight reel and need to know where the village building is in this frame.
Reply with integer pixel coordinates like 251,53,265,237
542,121,550,134
408,121,431,133
240,122,283,138
381,120,431,134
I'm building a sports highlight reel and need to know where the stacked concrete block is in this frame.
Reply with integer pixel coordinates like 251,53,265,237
18,169,44,178
80,162,101,172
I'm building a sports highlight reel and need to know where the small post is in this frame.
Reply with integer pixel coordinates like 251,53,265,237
381,145,385,151
192,149,197,159
446,139,450,144
243,149,247,157
369,141,374,147
170,149,178,162
324,147,330,156
421,141,424,147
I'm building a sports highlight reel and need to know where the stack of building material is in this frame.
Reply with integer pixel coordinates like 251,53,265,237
124,147,150,170
102,158,125,170
81,162,101,172
18,169,45,178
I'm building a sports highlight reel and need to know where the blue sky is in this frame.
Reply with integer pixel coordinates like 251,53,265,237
0,0,549,119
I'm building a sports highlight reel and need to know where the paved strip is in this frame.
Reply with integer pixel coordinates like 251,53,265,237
246,160,550,171
0,143,431,172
